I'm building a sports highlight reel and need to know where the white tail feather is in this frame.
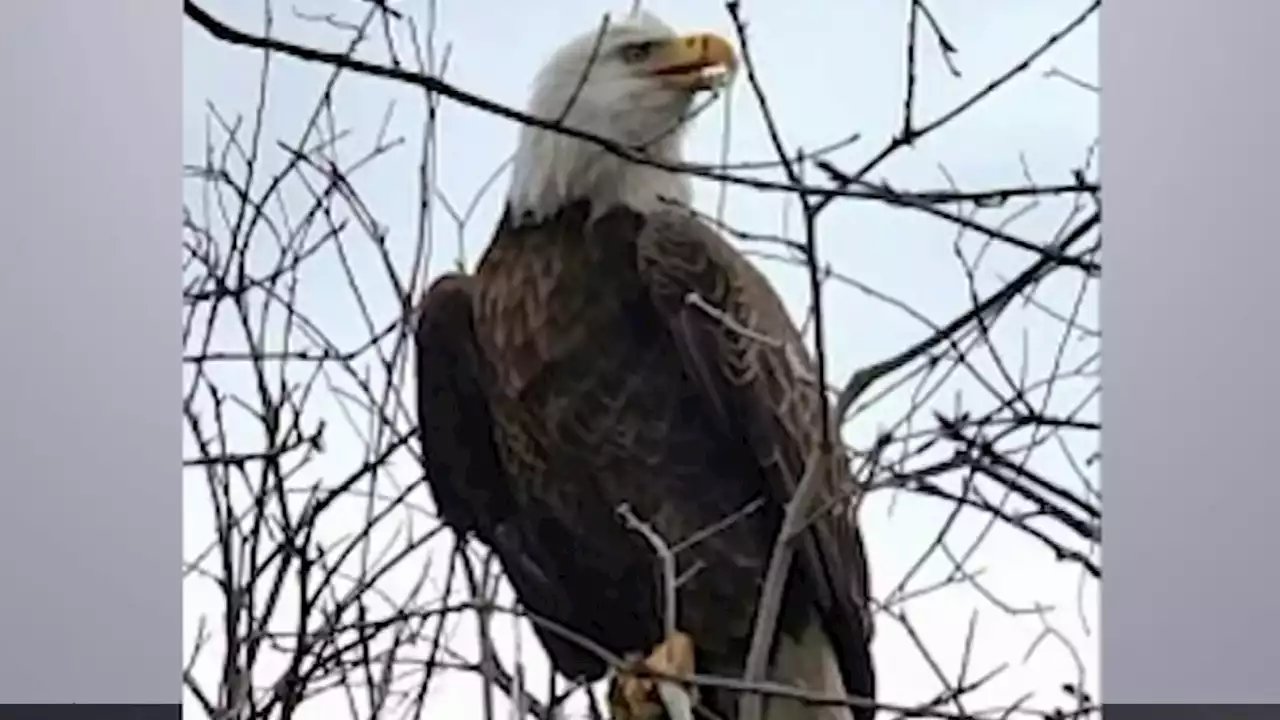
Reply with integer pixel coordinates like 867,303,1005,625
766,618,855,720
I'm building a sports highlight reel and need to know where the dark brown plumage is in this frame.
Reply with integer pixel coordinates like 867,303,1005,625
415,199,875,720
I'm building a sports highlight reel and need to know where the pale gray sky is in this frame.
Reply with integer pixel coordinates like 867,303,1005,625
183,0,1099,717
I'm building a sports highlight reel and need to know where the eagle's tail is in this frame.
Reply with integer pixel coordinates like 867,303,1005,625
768,617,858,720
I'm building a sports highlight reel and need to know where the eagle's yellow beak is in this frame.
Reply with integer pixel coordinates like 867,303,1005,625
647,33,737,91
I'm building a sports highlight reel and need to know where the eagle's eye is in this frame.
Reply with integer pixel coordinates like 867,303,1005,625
618,40,658,64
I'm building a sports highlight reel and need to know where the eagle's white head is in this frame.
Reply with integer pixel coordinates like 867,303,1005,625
506,11,737,221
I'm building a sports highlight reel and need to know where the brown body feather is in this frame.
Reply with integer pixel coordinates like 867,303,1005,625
415,200,875,719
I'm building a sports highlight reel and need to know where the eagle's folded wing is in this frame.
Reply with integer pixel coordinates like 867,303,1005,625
635,212,877,717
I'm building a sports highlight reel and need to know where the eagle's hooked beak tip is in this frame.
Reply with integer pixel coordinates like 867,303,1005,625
647,33,738,92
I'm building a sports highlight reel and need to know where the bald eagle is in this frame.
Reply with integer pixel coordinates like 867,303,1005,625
415,12,875,720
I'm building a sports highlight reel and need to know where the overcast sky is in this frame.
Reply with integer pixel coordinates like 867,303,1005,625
183,0,1099,717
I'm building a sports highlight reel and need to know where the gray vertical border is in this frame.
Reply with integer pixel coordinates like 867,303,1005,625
1105,1,1280,704
0,2,179,704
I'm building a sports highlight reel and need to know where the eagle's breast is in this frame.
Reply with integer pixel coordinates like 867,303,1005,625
471,206,762,542
472,206,646,401
468,205,668,520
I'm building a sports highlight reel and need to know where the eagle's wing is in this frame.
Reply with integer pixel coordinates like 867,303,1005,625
414,272,610,681
634,211,876,712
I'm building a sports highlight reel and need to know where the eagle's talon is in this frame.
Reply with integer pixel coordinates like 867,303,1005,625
608,630,698,720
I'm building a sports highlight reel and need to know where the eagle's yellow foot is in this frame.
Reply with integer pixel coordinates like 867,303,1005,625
607,630,698,720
